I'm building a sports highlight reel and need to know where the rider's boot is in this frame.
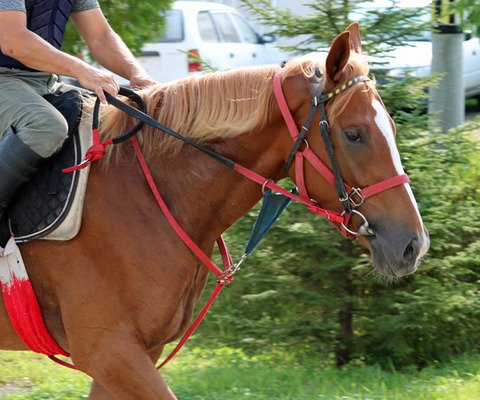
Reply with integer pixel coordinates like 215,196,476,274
0,127,46,220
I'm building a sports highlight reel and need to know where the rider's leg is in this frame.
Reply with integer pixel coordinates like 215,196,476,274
0,68,69,157
0,68,68,214
0,127,46,212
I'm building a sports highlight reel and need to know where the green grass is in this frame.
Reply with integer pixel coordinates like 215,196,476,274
1,348,480,399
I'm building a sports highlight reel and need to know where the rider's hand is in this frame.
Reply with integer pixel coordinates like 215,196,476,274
77,66,120,104
129,74,157,90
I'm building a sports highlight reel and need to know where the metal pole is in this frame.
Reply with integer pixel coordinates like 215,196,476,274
428,0,465,133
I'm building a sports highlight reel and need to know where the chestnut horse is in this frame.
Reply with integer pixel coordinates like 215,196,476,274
0,24,428,399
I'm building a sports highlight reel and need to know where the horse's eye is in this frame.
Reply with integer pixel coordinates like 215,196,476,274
344,129,362,142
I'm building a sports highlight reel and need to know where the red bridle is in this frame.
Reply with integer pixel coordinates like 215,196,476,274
273,68,410,238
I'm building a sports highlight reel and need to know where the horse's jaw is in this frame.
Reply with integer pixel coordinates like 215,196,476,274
361,225,430,277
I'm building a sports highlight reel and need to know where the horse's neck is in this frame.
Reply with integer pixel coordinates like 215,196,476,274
147,127,288,245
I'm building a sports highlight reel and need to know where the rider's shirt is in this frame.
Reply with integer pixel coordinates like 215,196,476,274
0,0,99,71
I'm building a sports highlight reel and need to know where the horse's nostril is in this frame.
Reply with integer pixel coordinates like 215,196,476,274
403,237,420,262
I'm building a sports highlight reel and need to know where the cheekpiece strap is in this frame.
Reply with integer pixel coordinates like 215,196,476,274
313,69,372,214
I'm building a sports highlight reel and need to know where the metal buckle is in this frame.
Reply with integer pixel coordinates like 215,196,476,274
262,179,274,194
349,187,364,207
223,254,247,280
319,120,329,132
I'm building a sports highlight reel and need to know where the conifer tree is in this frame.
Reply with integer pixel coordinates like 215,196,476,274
241,0,432,56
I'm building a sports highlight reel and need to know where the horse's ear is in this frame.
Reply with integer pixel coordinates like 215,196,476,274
346,22,362,53
326,31,351,83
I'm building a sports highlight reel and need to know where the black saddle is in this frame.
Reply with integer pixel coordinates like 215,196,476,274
0,89,86,247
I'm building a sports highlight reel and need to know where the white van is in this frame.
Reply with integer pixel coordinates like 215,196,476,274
125,1,288,83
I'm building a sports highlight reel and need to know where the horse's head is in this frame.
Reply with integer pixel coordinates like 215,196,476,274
280,23,429,277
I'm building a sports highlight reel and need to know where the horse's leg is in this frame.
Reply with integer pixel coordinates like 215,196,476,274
78,344,177,400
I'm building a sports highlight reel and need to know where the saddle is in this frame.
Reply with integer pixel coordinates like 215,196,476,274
0,89,92,247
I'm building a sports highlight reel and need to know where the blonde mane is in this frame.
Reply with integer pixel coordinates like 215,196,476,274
97,52,373,163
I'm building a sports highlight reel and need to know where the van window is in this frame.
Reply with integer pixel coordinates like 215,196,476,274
157,10,185,42
158,10,184,42
214,13,241,43
198,11,220,42
231,14,258,44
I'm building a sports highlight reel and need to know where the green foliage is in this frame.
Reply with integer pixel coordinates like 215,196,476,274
62,0,174,57
2,350,480,399
447,0,480,35
0,352,89,399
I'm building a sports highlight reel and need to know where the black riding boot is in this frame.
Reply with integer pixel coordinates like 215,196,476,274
0,127,46,217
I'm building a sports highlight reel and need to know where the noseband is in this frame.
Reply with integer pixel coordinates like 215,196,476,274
273,68,409,239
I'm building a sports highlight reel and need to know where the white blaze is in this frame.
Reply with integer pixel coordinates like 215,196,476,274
372,99,429,256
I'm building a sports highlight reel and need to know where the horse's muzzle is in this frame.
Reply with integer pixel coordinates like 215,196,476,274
368,225,430,277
